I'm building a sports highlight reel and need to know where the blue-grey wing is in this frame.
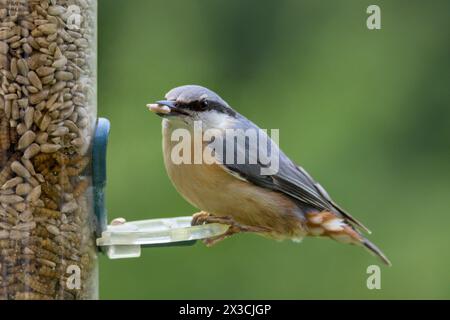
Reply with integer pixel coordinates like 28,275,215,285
213,116,370,232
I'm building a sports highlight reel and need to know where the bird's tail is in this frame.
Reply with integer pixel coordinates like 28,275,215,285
306,211,392,266
361,238,392,266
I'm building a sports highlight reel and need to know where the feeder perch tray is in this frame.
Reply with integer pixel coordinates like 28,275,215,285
96,217,229,259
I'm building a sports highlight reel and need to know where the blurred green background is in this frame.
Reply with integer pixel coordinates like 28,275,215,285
97,0,450,299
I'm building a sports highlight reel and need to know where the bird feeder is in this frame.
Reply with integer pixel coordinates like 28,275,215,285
0,0,227,300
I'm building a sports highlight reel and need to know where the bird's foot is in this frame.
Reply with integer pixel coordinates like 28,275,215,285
191,211,269,247
191,211,212,226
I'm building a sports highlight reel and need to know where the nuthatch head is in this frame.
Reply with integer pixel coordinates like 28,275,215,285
148,85,238,129
148,85,391,266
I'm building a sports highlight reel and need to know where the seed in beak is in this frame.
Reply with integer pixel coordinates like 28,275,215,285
147,104,171,115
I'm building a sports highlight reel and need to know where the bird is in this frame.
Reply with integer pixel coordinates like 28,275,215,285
147,85,391,266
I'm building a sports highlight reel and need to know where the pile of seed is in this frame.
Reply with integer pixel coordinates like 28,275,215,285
0,0,97,300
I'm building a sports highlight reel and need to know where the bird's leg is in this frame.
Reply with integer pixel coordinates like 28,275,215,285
191,211,269,247
191,211,236,227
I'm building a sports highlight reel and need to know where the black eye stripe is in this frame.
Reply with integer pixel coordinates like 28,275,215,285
177,101,237,117
176,101,209,112
185,101,206,112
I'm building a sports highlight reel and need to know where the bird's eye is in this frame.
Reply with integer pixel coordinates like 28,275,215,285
184,100,207,112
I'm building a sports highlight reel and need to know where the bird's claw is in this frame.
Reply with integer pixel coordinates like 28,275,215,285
191,211,212,226
191,211,269,247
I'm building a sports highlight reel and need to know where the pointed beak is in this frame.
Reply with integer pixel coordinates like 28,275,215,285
147,101,174,115
147,100,189,116
156,100,177,109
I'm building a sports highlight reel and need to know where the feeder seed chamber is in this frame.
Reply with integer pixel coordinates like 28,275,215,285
0,0,227,300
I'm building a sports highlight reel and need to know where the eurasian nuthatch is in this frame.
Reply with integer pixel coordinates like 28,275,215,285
148,85,391,266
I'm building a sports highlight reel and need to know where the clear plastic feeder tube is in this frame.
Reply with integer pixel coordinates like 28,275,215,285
0,0,97,300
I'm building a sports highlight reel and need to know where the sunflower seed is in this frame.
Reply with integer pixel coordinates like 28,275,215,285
18,131,36,150
1,177,23,190
15,183,32,196
11,161,31,179
28,71,43,90
24,108,34,129
0,195,24,204
35,132,48,144
46,225,60,236
38,24,57,35
40,143,61,153
36,66,55,77
23,143,40,159
26,185,41,203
